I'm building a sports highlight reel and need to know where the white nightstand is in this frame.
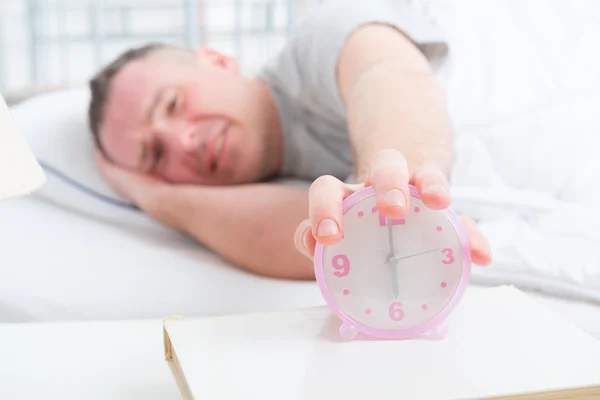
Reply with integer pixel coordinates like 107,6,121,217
0,319,181,399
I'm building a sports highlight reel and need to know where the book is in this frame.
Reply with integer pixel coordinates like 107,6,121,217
163,285,600,399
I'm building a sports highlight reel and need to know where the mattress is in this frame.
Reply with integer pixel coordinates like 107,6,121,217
0,193,325,322
0,191,598,341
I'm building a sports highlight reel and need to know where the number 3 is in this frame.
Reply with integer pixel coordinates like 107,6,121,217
441,248,454,264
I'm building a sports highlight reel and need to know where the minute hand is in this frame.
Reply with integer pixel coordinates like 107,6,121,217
387,219,400,300
390,248,441,263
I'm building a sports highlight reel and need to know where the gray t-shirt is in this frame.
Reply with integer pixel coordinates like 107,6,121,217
258,0,449,184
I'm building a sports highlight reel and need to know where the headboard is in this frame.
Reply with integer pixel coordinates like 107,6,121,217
0,0,322,101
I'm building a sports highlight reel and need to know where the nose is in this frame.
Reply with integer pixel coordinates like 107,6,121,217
178,128,201,153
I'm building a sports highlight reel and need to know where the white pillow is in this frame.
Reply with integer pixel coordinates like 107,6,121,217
9,86,310,238
9,86,180,237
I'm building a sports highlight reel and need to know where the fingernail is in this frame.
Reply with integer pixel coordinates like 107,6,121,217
317,219,339,237
426,184,447,195
302,228,311,252
382,189,406,208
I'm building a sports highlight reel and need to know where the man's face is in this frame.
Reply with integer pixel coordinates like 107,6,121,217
98,48,273,185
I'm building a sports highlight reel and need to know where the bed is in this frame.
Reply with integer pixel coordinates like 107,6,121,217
1,0,600,341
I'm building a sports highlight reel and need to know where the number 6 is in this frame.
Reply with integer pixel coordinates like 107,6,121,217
388,302,404,321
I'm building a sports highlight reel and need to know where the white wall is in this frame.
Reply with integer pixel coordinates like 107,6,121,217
0,0,33,93
0,0,317,97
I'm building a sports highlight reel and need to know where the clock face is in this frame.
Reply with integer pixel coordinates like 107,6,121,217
315,186,470,336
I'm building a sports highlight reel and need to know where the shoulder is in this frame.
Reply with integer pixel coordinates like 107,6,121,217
297,0,447,43
259,0,448,116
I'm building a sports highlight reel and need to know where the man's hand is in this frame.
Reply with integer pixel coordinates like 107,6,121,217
293,149,492,267
293,25,491,266
95,151,167,205
95,151,314,279
94,151,187,229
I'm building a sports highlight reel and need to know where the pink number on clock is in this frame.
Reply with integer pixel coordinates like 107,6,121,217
441,248,454,264
372,206,405,226
332,254,350,277
388,302,404,321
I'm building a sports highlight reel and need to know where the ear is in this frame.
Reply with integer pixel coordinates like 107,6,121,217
195,47,239,74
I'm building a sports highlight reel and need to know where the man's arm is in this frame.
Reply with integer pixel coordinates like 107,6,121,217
139,182,315,280
338,23,453,183
142,25,453,278
292,22,491,267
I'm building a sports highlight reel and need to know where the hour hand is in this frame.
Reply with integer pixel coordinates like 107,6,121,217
386,219,399,300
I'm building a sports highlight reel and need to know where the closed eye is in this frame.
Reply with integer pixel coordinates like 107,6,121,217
167,94,177,114
152,144,163,170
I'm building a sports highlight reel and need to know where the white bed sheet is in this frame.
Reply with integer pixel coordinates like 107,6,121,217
1,0,599,341
0,193,325,322
426,0,600,305
0,191,599,341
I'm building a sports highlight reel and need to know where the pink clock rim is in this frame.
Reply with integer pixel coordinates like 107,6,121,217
313,184,472,340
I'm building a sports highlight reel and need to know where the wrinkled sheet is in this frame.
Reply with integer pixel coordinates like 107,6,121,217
422,0,600,303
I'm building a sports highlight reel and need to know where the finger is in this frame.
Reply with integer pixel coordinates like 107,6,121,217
460,216,492,266
94,150,116,171
308,175,356,246
294,219,316,260
93,154,148,202
94,149,105,163
365,149,410,219
411,164,451,210
95,150,122,180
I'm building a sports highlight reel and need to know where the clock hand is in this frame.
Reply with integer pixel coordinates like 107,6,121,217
389,247,441,263
387,218,400,301
387,217,396,258
388,258,401,301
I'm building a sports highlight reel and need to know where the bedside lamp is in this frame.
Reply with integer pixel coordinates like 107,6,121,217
0,93,45,200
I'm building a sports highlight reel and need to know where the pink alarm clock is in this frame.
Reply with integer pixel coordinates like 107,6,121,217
314,184,471,341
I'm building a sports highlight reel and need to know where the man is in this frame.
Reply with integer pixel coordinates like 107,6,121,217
88,0,492,279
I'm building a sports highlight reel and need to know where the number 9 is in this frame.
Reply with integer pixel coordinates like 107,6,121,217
332,254,350,277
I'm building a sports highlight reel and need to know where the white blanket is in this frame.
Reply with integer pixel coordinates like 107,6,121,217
423,0,600,303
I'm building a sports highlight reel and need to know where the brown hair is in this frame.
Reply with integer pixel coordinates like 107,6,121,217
87,42,169,156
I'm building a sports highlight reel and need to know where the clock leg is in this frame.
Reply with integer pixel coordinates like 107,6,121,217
427,322,449,340
339,322,359,341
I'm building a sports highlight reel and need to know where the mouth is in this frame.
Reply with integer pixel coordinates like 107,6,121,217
207,122,228,173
